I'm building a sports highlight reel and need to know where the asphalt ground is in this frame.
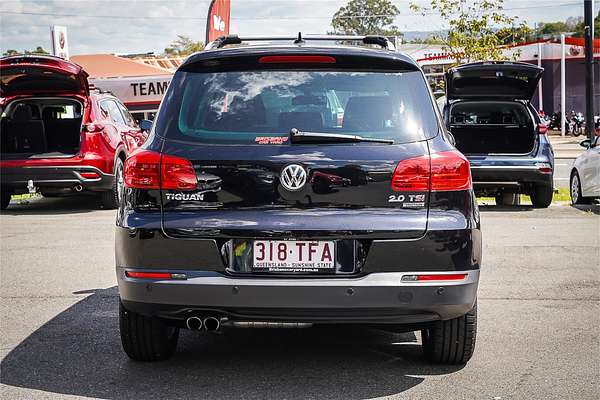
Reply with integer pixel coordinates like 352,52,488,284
1,196,599,400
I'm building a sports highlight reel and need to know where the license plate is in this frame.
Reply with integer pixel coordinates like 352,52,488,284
252,240,335,273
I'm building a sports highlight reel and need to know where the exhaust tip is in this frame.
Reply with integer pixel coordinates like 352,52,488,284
74,184,83,192
186,316,203,331
203,316,220,332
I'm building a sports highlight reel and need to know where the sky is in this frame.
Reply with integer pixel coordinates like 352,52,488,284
0,0,597,56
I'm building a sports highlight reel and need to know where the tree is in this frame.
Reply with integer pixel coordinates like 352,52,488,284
25,46,49,55
164,35,204,56
408,36,445,45
331,0,402,37
3,46,49,56
573,11,600,38
410,0,529,64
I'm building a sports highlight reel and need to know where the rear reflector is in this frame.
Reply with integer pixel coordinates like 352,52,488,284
391,150,471,192
402,273,467,282
125,271,187,280
124,150,198,190
535,162,553,174
537,124,548,134
79,172,100,179
125,271,172,279
258,55,336,64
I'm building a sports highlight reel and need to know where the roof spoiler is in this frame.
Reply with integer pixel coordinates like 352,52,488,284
206,33,396,51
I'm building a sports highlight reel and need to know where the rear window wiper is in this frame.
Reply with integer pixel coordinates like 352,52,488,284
290,128,394,144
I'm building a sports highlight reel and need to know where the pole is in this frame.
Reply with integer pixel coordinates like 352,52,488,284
561,34,566,137
538,41,544,111
584,0,595,143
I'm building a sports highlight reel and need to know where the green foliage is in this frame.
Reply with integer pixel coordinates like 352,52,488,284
573,11,600,38
164,35,204,56
331,0,402,37
410,0,528,64
409,37,445,44
3,46,49,56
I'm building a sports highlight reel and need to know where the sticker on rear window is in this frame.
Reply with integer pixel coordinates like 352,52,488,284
255,136,289,145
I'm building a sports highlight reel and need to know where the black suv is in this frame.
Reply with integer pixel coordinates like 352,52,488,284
116,35,481,364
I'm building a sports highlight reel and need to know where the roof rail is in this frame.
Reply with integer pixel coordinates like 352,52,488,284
205,33,396,51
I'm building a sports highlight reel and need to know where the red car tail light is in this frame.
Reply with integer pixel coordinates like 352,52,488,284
537,124,548,134
124,150,198,190
161,154,198,190
430,150,472,191
124,150,161,189
391,150,471,192
391,155,430,191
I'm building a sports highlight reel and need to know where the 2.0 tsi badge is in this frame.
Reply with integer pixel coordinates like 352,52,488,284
280,164,307,191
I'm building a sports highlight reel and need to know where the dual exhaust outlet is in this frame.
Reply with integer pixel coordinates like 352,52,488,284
185,316,221,332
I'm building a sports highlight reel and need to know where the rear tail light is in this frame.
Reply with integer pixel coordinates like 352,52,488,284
123,150,198,190
537,124,548,134
391,150,471,192
430,151,472,191
391,155,430,191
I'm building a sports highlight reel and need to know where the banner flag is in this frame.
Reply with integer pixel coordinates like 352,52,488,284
205,0,231,43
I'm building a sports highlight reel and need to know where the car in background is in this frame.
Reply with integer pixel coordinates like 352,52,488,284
570,135,600,204
440,61,554,208
0,55,150,210
116,34,481,365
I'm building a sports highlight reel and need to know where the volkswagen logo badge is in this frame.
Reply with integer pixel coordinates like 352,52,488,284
280,164,307,191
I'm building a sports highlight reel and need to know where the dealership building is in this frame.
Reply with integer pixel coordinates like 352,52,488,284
70,53,183,121
399,38,600,114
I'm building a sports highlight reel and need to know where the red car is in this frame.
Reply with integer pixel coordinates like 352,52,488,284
0,55,149,210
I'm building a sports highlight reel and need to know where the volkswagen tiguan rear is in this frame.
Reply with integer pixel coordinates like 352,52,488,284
116,35,481,364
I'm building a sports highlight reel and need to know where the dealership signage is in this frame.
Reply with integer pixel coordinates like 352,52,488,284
206,0,231,43
90,75,172,106
51,25,69,60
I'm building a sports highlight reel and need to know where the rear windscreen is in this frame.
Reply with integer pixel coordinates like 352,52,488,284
154,70,439,144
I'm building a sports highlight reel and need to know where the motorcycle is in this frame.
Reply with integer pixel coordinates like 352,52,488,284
548,112,561,130
571,112,585,137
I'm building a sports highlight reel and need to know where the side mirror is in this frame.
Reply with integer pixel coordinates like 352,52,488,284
139,119,153,132
579,139,591,148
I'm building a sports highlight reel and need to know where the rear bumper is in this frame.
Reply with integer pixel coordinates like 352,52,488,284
471,165,553,190
0,165,114,193
118,269,479,324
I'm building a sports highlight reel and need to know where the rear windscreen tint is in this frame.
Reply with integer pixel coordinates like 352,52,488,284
154,70,439,144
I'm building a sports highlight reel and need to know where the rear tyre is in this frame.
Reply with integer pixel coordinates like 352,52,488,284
119,300,179,362
530,184,553,208
421,302,477,365
495,192,520,206
101,157,124,209
570,171,590,205
1,190,11,210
